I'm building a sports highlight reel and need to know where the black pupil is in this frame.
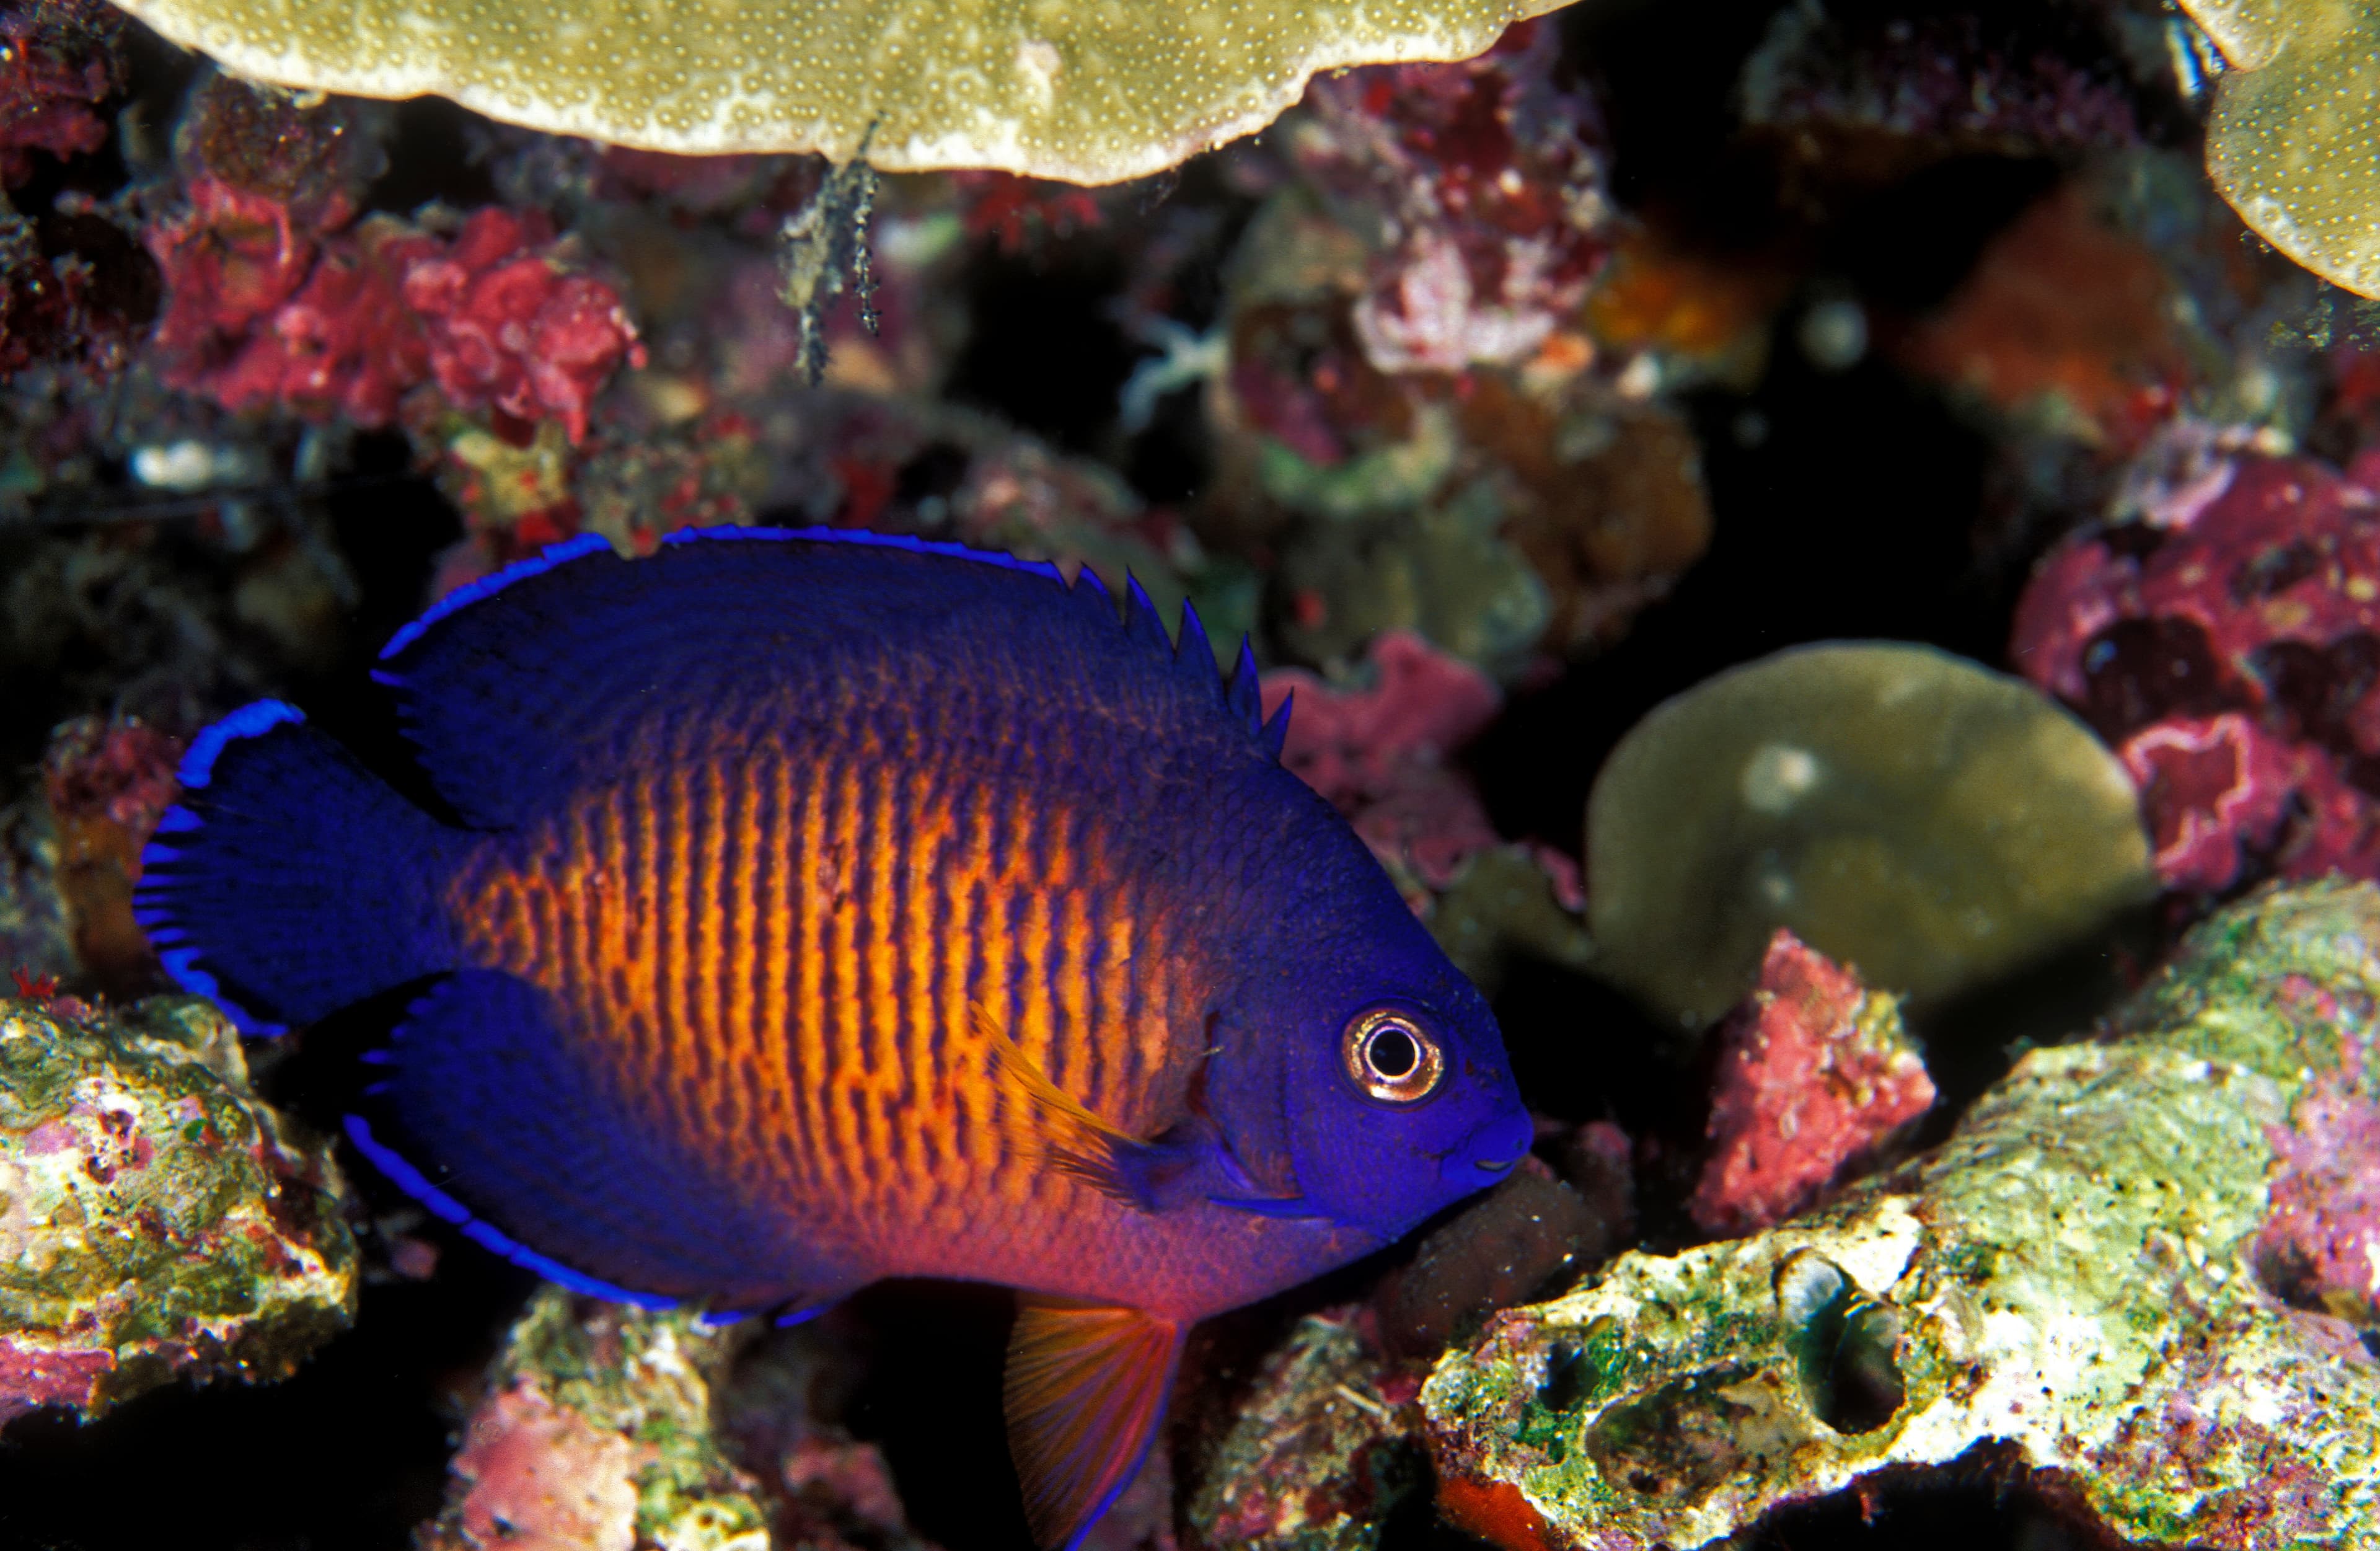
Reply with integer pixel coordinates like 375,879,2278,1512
1368,1027,1419,1080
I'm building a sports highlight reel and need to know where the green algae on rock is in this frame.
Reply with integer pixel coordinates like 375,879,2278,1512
0,994,356,1423
1183,1310,1426,1551
2185,0,2380,299
421,1285,773,1551
1586,642,2153,1030
1422,880,2380,1549
108,0,1569,183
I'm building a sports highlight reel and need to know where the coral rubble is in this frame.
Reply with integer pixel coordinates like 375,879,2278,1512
1208,23,1710,676
425,1286,951,1551
1587,641,2154,1029
0,994,356,1424
1423,880,2380,1547
1181,1309,1424,1551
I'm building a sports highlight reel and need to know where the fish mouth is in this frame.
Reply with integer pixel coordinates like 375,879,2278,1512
1439,1113,1535,1184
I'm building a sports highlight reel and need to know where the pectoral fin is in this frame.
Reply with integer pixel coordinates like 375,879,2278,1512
979,1006,1194,1209
1004,1296,1183,1551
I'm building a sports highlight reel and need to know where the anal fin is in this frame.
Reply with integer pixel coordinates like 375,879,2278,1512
1004,1296,1183,1551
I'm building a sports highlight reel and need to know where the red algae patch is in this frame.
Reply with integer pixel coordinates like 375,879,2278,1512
1690,932,1934,1237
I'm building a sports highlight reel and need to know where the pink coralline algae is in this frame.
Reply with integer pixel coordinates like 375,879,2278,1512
2010,451,2380,892
2255,983,2380,1325
0,0,125,187
148,175,643,437
441,1377,647,1551
1261,630,1502,892
1690,930,1935,1237
953,170,1106,255
1300,20,1610,374
402,207,646,442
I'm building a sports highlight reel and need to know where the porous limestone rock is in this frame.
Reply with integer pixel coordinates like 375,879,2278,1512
1422,880,2380,1549
0,994,356,1423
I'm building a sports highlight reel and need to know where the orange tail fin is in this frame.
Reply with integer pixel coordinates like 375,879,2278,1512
1003,1296,1183,1550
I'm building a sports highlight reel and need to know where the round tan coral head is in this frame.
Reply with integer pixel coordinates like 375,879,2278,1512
110,0,1574,183
2185,0,2380,298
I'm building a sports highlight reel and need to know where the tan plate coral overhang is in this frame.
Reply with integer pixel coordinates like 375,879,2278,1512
2184,0,2380,298
107,0,1574,184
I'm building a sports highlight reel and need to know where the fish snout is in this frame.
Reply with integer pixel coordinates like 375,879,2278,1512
1443,1111,1534,1185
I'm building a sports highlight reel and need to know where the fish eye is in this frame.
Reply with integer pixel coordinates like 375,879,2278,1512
1341,1008,1445,1104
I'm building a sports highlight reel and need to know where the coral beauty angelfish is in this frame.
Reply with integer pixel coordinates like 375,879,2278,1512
132,524,1533,1549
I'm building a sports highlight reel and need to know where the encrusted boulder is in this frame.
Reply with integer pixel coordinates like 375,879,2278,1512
1424,880,2380,1548
0,994,357,1423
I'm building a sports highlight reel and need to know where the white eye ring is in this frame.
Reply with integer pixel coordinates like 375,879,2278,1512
1341,1009,1445,1103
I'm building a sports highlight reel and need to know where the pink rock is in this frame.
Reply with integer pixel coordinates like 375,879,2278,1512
2010,451,2380,892
1261,631,1503,891
41,717,182,837
2257,1031,2380,1325
0,0,124,187
444,1377,646,1551
0,1341,116,1425
1303,20,1610,376
148,186,641,438
402,207,646,443
2116,714,2300,893
1690,932,1936,1237
146,176,322,353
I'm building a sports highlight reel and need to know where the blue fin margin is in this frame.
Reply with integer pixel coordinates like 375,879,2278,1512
138,699,312,1037
345,1113,681,1310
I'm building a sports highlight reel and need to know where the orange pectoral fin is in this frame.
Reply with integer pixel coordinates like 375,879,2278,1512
1003,1296,1184,1551
977,1004,1176,1209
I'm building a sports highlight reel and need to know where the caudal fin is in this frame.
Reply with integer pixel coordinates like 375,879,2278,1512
134,701,466,1033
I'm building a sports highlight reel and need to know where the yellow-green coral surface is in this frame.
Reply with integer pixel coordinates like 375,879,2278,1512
1422,881,2380,1549
110,0,1569,182
1585,642,2153,1029
0,996,356,1422
2186,0,2380,298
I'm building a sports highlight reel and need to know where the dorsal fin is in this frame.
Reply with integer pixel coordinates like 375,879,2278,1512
366,526,1281,830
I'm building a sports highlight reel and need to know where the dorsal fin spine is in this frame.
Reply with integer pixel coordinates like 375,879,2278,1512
1124,574,1171,653
1261,691,1293,760
1228,639,1262,731
1176,598,1212,679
